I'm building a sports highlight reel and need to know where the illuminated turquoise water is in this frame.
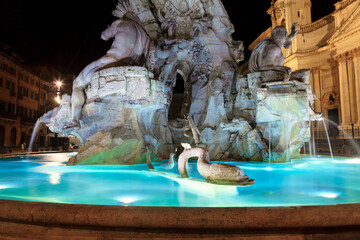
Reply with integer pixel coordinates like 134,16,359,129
0,152,359,207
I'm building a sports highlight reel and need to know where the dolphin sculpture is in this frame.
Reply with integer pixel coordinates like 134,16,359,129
178,145,255,186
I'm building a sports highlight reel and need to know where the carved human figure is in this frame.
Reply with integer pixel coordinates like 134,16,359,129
65,12,153,129
156,0,206,39
249,23,299,74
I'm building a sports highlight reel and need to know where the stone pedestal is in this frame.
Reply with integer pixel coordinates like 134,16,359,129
256,82,311,162
45,67,173,165
44,67,314,165
232,71,312,163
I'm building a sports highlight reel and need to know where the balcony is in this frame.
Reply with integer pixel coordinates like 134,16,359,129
0,112,17,121
21,116,37,124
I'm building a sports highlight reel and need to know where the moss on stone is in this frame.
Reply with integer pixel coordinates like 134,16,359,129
78,139,157,165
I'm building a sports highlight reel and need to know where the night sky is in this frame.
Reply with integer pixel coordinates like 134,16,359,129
0,0,337,88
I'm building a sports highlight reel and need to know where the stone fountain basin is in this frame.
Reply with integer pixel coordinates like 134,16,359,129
0,199,360,239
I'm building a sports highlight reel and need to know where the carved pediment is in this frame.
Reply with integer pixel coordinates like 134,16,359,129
328,2,360,43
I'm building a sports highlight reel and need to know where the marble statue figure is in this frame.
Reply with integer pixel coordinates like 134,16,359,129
38,0,316,170
65,9,152,129
249,23,299,74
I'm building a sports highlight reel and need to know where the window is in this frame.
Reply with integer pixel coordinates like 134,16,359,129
6,80,10,89
30,78,34,85
7,103,12,114
0,77,3,87
9,67,16,76
0,101,5,112
10,127,16,147
281,19,286,27
18,72,23,80
25,76,29,83
10,82,15,96
297,9,303,18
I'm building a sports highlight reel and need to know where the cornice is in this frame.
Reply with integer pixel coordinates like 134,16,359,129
334,47,360,61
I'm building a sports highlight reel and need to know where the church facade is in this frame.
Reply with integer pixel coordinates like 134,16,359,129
249,0,360,139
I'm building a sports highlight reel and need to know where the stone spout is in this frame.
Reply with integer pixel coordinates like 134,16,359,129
178,147,255,186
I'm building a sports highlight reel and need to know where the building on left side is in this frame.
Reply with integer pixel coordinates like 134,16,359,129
0,46,63,152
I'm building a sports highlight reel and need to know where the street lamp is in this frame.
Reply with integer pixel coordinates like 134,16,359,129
55,81,62,91
55,80,62,104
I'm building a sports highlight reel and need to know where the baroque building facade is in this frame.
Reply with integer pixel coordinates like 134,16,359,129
248,0,360,139
0,47,57,149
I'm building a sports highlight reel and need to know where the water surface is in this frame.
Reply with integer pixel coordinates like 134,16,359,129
0,152,359,207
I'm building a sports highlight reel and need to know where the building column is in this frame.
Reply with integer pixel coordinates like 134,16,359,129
337,55,352,126
347,56,358,123
353,53,360,125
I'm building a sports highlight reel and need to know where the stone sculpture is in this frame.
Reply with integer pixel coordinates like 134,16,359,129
248,22,311,83
39,0,316,168
249,23,299,74
178,146,255,186
66,7,154,129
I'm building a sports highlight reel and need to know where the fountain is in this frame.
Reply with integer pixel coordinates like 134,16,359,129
37,3,314,168
1,0,360,238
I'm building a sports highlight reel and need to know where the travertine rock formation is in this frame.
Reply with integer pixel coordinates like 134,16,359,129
41,0,315,165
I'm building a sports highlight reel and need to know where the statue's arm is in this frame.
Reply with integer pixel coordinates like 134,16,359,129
288,22,299,39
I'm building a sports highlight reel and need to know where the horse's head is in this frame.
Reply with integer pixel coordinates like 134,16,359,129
101,19,122,41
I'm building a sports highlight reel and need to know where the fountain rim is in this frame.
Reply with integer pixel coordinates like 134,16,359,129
0,199,359,230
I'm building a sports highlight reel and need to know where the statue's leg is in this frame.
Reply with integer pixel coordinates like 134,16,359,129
71,85,85,125
64,79,85,129
291,69,310,83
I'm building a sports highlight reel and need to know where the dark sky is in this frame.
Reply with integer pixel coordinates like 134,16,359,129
0,0,337,82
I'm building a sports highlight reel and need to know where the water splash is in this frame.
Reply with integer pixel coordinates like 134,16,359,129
308,121,313,158
163,153,175,170
268,121,272,165
28,119,43,155
322,119,333,160
146,147,154,170
283,113,297,163
312,121,316,156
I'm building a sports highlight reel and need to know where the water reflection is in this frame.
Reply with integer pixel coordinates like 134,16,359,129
1,153,360,207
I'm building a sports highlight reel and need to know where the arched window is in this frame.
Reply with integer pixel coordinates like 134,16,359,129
0,125,5,145
281,19,286,27
21,132,25,144
10,127,17,147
